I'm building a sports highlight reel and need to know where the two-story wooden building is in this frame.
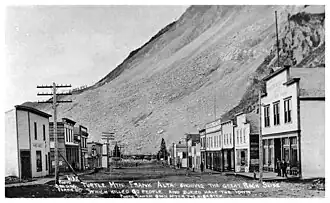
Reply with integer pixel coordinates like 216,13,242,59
186,133,200,171
49,118,80,173
87,141,103,169
5,105,51,179
261,66,325,178
221,120,235,171
74,125,89,170
205,119,222,171
234,112,259,173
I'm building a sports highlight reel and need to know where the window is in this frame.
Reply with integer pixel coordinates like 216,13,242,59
43,124,46,141
229,134,232,144
264,105,270,127
240,129,242,144
243,128,246,143
236,130,239,144
36,151,42,172
45,155,48,170
66,128,68,142
273,102,280,125
284,99,292,123
34,122,37,140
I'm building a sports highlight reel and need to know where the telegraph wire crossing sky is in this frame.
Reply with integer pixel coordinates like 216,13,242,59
5,5,188,111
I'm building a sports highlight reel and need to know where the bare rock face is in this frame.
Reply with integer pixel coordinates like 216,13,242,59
32,5,324,154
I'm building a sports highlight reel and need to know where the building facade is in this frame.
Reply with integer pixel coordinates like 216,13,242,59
50,118,79,173
205,119,222,171
221,120,235,171
87,141,103,168
5,105,51,179
261,66,325,178
234,112,259,173
186,133,200,171
74,125,89,170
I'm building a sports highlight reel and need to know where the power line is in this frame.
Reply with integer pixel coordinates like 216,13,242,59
37,82,72,184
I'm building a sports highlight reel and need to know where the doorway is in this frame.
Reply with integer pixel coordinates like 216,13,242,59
20,150,31,179
274,138,281,169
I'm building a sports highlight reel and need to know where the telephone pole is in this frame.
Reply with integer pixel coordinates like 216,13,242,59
37,83,72,184
258,90,263,182
275,11,280,67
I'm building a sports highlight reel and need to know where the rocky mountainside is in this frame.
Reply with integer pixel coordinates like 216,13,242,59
30,5,325,154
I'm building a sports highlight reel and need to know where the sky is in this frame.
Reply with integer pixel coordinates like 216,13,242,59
4,5,188,111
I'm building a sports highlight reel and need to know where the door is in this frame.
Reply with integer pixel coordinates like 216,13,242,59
20,151,31,179
274,138,281,169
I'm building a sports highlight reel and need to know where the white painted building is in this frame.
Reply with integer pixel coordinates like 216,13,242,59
5,105,51,179
234,112,259,173
221,120,235,171
261,66,325,178
205,119,222,171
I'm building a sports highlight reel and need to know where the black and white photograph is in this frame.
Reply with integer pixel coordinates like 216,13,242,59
2,1,327,199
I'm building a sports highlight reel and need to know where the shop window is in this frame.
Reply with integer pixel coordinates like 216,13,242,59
241,151,246,166
182,152,187,159
290,137,297,145
291,148,298,167
36,151,42,172
264,105,270,127
284,99,292,123
273,102,280,125
284,147,290,162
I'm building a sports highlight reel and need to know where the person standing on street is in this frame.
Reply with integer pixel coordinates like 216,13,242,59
281,159,288,178
276,158,281,176
200,161,204,173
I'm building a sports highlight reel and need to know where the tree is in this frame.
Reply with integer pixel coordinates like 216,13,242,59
113,143,121,158
157,138,168,160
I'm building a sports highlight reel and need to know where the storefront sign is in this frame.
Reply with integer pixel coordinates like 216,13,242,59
32,143,43,148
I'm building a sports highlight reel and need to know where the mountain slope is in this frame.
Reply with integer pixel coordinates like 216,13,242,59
31,5,325,154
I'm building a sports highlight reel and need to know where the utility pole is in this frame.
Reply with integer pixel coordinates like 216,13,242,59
101,132,115,172
37,83,72,184
258,90,263,182
275,11,280,67
214,90,217,120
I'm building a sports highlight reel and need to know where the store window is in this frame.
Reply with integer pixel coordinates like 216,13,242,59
284,99,292,123
264,105,270,127
36,151,42,172
241,151,246,166
273,102,280,125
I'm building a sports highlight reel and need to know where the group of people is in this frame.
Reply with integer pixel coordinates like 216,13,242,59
276,158,288,177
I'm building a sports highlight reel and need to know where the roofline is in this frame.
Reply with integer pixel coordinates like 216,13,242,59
199,128,206,133
15,105,52,118
262,66,290,81
283,78,300,86
221,119,233,125
299,97,325,101
234,112,244,117
205,118,222,126
62,118,76,125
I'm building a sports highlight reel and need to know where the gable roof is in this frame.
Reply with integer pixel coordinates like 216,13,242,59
15,105,52,118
